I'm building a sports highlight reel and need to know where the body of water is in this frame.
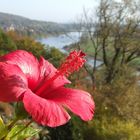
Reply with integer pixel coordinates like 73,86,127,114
38,32,102,67
38,32,81,53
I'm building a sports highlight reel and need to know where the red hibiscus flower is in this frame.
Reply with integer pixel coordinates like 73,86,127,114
0,50,95,127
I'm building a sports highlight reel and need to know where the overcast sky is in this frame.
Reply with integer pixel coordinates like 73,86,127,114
0,0,99,23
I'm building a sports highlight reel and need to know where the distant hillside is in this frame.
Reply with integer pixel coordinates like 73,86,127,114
0,12,76,36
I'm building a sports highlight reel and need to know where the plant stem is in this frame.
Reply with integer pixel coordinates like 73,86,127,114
7,118,19,130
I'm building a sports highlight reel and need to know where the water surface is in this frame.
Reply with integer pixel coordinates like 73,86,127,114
38,32,102,67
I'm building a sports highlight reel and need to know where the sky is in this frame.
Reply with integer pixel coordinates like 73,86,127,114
0,0,98,23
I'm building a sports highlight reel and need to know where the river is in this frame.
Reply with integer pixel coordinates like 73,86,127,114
38,32,102,67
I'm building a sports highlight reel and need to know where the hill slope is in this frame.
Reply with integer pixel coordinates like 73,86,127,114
0,12,73,36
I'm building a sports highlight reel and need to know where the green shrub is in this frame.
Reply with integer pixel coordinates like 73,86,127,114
83,117,140,140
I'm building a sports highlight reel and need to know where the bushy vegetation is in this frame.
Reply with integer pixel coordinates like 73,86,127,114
83,118,140,140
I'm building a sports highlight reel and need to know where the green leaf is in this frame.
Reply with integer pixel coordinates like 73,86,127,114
0,116,8,139
5,124,39,140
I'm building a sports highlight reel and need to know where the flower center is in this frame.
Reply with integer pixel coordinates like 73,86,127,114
35,50,86,95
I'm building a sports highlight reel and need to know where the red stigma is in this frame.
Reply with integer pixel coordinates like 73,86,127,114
36,50,86,95
59,50,86,76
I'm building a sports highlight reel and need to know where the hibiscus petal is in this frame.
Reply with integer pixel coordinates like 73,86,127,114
0,50,40,90
39,57,58,80
23,90,71,127
35,57,70,93
42,87,95,121
0,62,28,102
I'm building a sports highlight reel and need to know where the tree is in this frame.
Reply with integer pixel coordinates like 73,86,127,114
6,31,46,58
0,29,17,55
80,0,140,84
